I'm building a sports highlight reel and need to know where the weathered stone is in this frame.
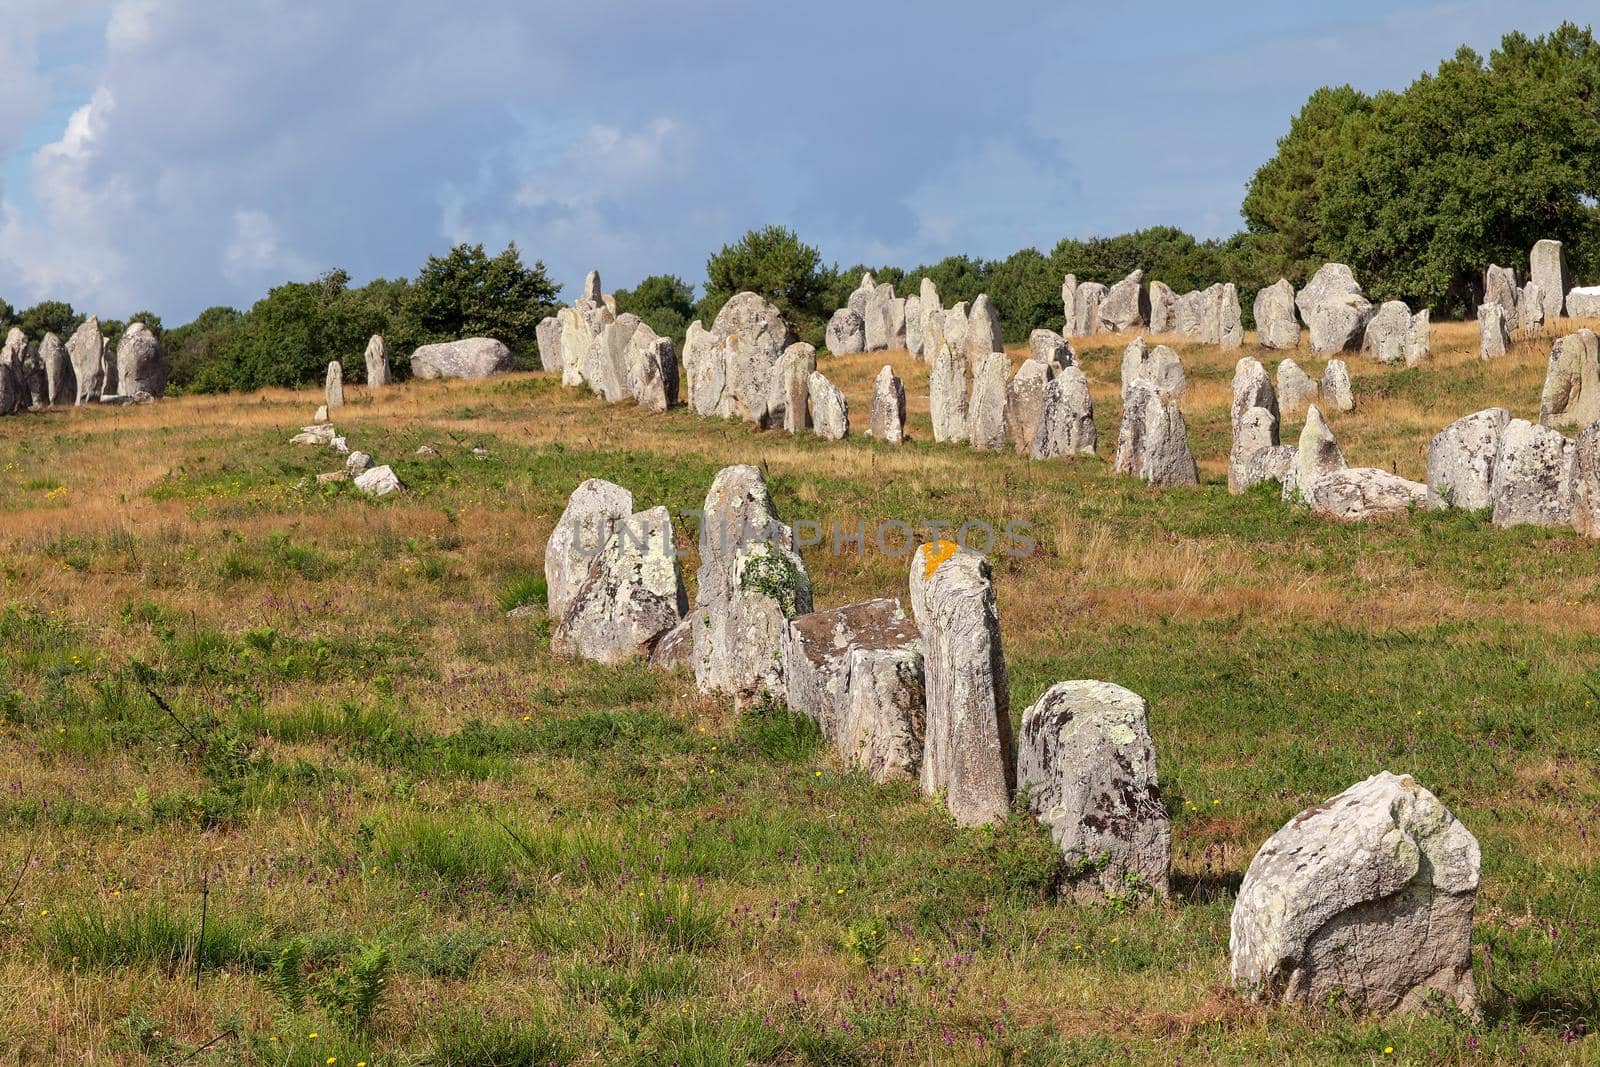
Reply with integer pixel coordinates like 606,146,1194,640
1530,239,1569,320
557,300,612,387
357,335,389,388
545,478,634,622
966,294,1002,362
1230,771,1479,1015
1321,359,1355,413
1361,300,1412,365
847,273,874,320
1477,303,1511,360
1099,270,1148,332
353,465,402,497
967,352,1009,451
1198,283,1225,344
325,361,344,408
1426,408,1508,511
580,269,602,305
553,506,687,666
1148,281,1178,334
345,451,372,474
888,297,908,350
865,285,896,352
0,332,20,415
683,321,726,417
1117,380,1198,487
117,323,167,397
1032,368,1096,459
1219,283,1243,349
1518,283,1546,333
1295,263,1374,354
769,343,815,433
1285,405,1344,502
629,333,679,413
648,618,693,670
290,423,337,447
1229,358,1279,493
1017,681,1170,902
1405,309,1431,365
808,370,849,441
586,316,641,403
1538,329,1600,429
826,308,865,355
66,318,104,405
921,299,945,369
908,543,1014,827
1241,444,1298,491
1568,420,1600,538
1119,337,1148,394
691,466,813,707
314,471,349,485
920,277,940,316
1490,418,1573,528
1276,359,1318,416
1253,279,1300,350
1134,342,1186,400
1567,286,1600,318
715,292,795,427
929,338,969,444
904,294,924,357
868,365,906,444
1061,274,1078,335
943,301,970,362
1074,282,1107,337
40,334,71,407
535,318,561,373
18,341,47,410
780,597,922,757
1005,359,1051,455
1028,329,1075,372
1485,264,1520,315
411,338,514,380
1305,468,1427,521
1175,290,1204,338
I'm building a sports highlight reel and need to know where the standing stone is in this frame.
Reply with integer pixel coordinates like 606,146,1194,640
1361,300,1412,364
552,506,687,666
67,318,104,405
365,335,393,386
908,543,1013,827
1219,283,1243,349
1099,270,1148,332
943,302,970,361
1061,274,1078,335
1016,681,1170,902
1253,279,1301,350
1285,405,1345,501
1117,380,1198,487
1230,772,1479,1015
1484,264,1520,314
1530,239,1569,320
535,317,562,373
769,343,815,432
117,322,168,397
1490,418,1574,528
1295,263,1374,353
966,294,1002,362
683,321,725,417
1119,336,1148,395
1005,359,1051,455
692,465,813,707
1405,308,1431,365
1032,368,1096,459
967,352,1009,451
1198,283,1225,344
1477,303,1512,360
905,294,924,356
1175,290,1204,338
19,342,47,410
1229,357,1279,493
589,315,642,403
715,292,795,427
1305,468,1428,521
1321,359,1355,413
929,339,969,444
1568,420,1600,538
1426,408,1509,511
807,370,849,441
1275,359,1318,415
1074,282,1107,337
1028,329,1075,372
1540,329,1600,429
865,285,896,352
1567,286,1600,318
847,273,875,320
325,361,345,408
889,297,908,350
920,277,941,316
0,334,19,415
629,334,679,413
1518,283,1546,333
869,365,906,444
780,597,923,761
921,299,945,369
1148,280,1178,334
40,333,72,407
411,338,514,380
581,269,603,305
1122,339,1185,399
545,479,634,622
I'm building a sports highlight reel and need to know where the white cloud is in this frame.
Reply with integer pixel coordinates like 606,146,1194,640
224,209,315,284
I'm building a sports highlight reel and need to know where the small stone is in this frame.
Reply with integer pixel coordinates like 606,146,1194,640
314,405,328,422
648,618,693,670
868,365,906,444
345,451,372,474
291,423,337,447
414,444,439,457
315,471,348,485
353,465,402,497
807,370,849,441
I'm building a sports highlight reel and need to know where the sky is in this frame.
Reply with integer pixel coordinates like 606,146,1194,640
0,0,1588,324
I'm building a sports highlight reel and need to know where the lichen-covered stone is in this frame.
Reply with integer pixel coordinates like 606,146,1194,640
966,294,1002,362
869,365,906,444
1005,359,1051,455
929,338,969,444
1490,418,1573,528
535,317,561,373
629,333,679,413
1028,329,1075,372
1295,264,1373,354
1530,239,1569,321
1148,280,1178,334
1538,329,1600,429
1229,358,1279,493
1361,300,1412,365
411,337,514,380
1254,279,1300,350
40,333,71,406
325,361,344,408
1099,270,1147,332
1117,381,1198,487
1275,359,1318,416
1241,444,1298,491
1321,359,1355,413
683,321,726,417
967,352,1010,452
1285,405,1345,502
715,292,795,427
1484,264,1519,315
545,479,634,622
1568,420,1600,539
117,322,168,396
1074,282,1107,337
807,370,849,441
1032,368,1096,459
1427,408,1509,511
553,506,687,665
1017,681,1170,902
1477,303,1511,360
1305,468,1427,521
780,598,923,761
1230,771,1479,1015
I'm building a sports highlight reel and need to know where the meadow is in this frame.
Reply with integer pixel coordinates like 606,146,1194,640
0,318,1597,1065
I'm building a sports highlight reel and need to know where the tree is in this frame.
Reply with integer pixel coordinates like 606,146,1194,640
614,274,696,342
904,255,987,310
699,226,827,331
396,243,558,365
983,248,1057,342
18,301,84,340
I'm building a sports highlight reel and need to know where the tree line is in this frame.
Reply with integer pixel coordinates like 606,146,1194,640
1,22,1594,392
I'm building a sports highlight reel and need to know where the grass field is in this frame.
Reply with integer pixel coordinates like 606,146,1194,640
1,317,1598,1065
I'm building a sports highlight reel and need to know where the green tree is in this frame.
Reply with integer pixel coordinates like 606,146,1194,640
396,243,558,365
18,300,83,340
699,226,828,332
904,255,987,310
614,273,696,342
984,248,1058,342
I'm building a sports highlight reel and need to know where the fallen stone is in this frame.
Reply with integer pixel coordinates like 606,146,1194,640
1426,408,1508,511
1016,680,1170,902
869,365,906,444
1241,444,1298,491
648,618,693,670
1490,418,1573,528
553,506,687,666
345,451,372,474
808,370,849,441
545,478,634,622
291,423,337,446
1305,468,1427,521
411,338,514,380
315,471,348,485
353,465,402,497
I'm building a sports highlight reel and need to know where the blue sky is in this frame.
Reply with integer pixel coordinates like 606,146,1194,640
0,1,1587,323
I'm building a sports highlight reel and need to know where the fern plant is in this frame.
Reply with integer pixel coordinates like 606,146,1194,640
314,940,391,1032
261,940,308,1015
